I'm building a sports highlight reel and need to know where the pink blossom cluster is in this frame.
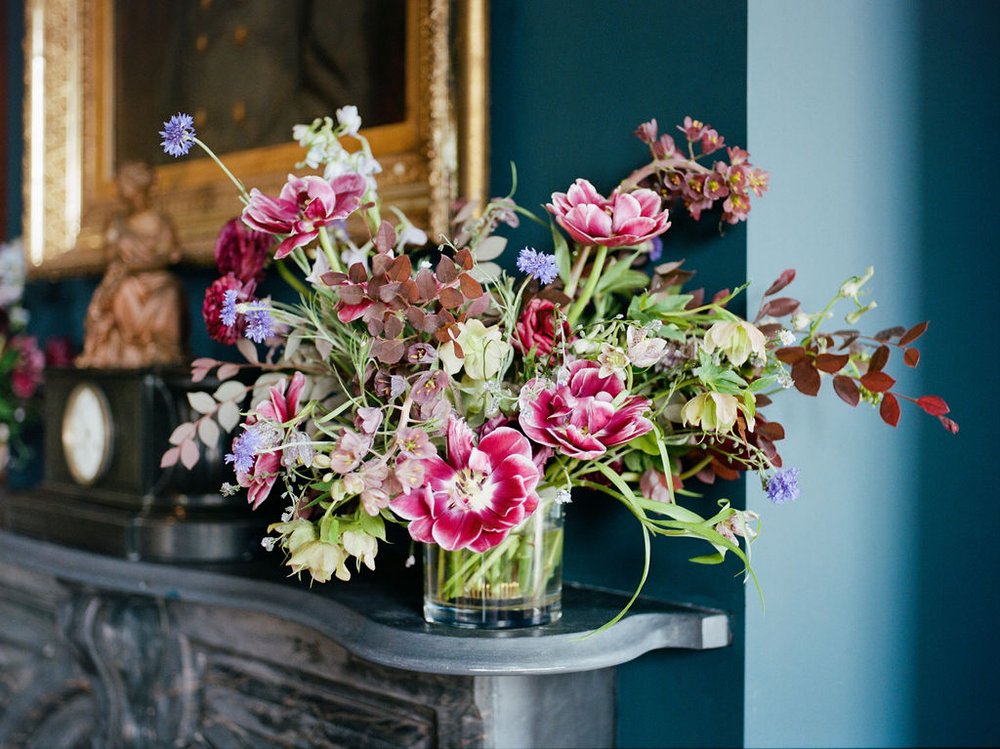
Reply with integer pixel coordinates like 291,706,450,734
633,116,769,224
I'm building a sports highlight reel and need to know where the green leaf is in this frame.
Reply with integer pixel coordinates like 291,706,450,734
550,221,572,285
629,431,663,456
688,552,726,565
358,510,387,541
319,515,340,544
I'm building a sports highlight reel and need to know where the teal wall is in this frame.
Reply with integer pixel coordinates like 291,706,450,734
913,0,1000,745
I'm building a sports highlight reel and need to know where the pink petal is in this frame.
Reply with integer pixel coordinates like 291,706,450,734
446,414,476,467
431,511,482,551
479,427,532,463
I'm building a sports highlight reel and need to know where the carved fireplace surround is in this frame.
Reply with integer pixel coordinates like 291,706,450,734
0,497,730,748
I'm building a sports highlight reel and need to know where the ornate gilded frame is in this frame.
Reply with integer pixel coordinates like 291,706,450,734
23,0,489,278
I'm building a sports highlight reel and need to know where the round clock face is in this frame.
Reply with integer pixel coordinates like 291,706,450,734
61,383,114,486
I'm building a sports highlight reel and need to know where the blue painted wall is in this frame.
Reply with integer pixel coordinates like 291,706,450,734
746,0,999,747
490,2,749,746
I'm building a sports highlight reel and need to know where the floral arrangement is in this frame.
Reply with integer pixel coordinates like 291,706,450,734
0,238,47,473
159,108,956,617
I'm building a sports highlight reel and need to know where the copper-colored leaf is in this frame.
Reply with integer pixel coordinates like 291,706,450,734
899,321,929,346
378,281,401,303
388,255,412,282
712,288,731,304
419,313,439,334
833,375,860,407
879,392,901,427
874,325,905,342
465,293,492,318
756,421,785,441
406,307,426,329
415,269,438,300
338,285,364,305
791,360,821,396
869,345,890,372
860,370,896,393
367,316,385,337
372,338,405,364
815,353,850,373
776,346,807,365
916,395,950,416
348,262,367,284
759,296,800,318
764,268,796,296
371,254,391,277
321,271,347,286
904,348,920,367
375,220,396,253
436,255,458,283
399,278,420,304
383,314,404,339
454,247,474,270
458,273,484,299
439,287,464,309
758,323,783,339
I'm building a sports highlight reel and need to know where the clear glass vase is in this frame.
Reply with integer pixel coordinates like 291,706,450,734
423,498,565,628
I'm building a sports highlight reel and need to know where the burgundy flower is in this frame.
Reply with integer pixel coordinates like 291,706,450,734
518,360,653,460
215,217,272,283
44,336,75,368
242,173,365,259
546,179,671,248
10,336,44,400
203,273,253,344
390,415,540,552
230,372,306,509
513,297,570,357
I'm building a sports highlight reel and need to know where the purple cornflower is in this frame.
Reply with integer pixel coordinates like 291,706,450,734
649,235,663,263
766,467,800,504
159,113,196,157
220,289,239,327
225,428,264,475
516,247,559,285
244,302,276,343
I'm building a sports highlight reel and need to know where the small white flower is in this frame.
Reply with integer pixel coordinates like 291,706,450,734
261,536,278,552
778,329,796,345
336,105,362,135
791,312,812,331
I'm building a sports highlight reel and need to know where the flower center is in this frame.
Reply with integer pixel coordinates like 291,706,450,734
449,468,491,513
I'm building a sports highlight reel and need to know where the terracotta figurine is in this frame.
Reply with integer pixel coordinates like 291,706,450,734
77,163,188,368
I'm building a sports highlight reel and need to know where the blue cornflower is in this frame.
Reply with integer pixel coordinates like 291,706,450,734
516,247,559,285
244,303,276,343
220,289,239,327
159,113,196,157
649,235,664,263
225,428,264,475
766,467,801,504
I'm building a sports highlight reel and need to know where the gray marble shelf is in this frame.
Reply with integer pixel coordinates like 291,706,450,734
0,528,730,677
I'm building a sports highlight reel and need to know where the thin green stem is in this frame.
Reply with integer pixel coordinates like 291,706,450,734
193,137,249,201
318,226,344,275
566,244,608,328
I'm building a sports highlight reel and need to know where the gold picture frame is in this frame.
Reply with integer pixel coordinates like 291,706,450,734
23,0,489,278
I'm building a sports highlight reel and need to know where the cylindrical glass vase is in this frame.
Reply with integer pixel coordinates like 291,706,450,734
423,498,564,628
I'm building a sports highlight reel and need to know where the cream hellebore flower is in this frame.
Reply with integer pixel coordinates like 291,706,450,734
342,530,378,571
681,392,741,433
271,518,351,583
438,320,512,381
702,320,767,367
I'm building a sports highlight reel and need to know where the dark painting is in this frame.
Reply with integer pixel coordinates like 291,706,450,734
114,0,407,167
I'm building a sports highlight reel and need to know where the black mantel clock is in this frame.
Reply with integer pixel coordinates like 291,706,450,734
2,367,265,563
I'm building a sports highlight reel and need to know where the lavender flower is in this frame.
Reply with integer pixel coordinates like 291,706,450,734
159,113,196,157
244,302,276,343
766,467,801,504
517,247,559,285
649,235,663,263
220,289,239,327
225,428,265,475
